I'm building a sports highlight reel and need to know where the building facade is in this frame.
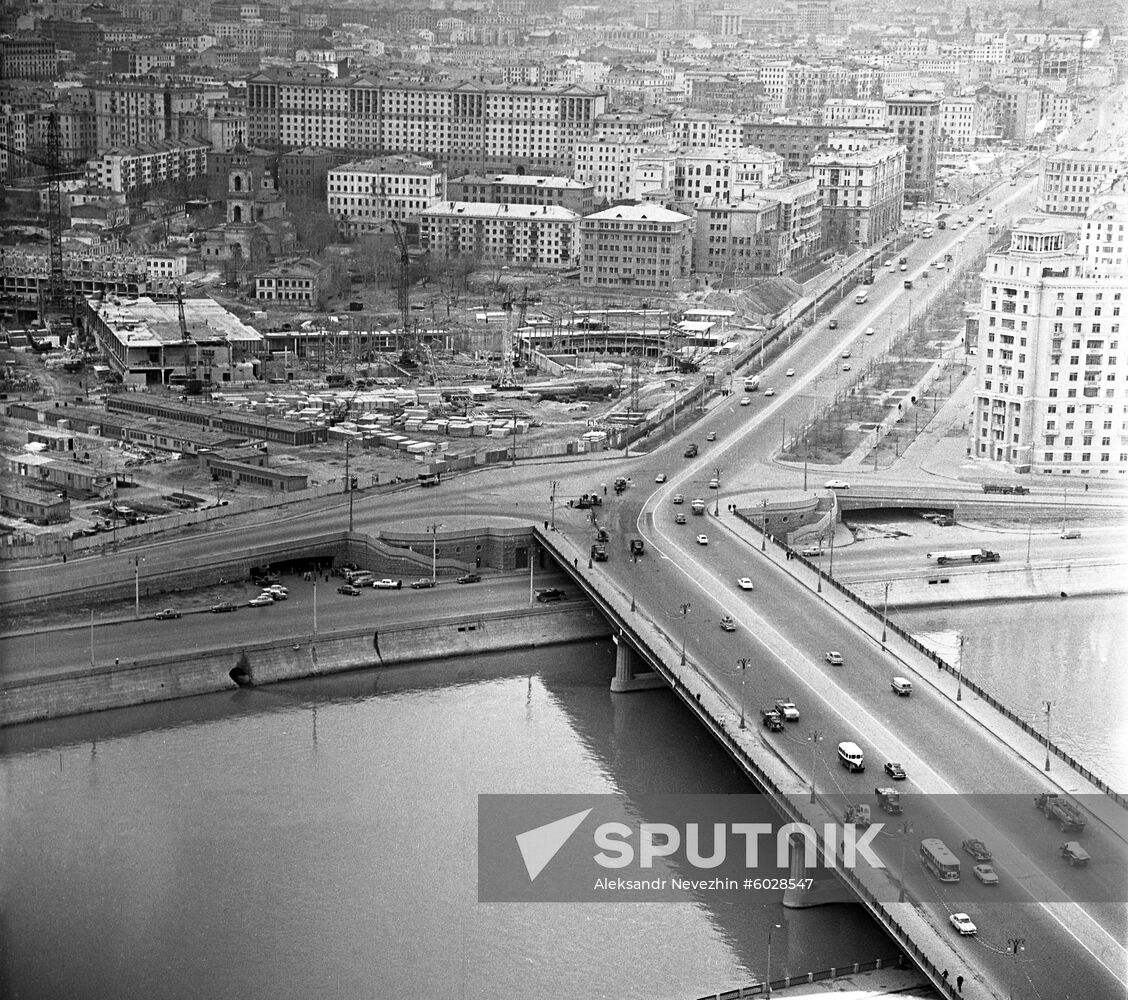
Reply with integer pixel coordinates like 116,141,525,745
885,91,941,204
327,155,446,233
971,195,1128,476
416,201,579,268
85,138,209,196
579,204,692,291
808,143,905,249
448,174,595,216
1040,151,1126,216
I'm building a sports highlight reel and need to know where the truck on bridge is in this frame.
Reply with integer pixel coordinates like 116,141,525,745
1035,792,1087,832
844,803,872,826
760,708,784,732
982,483,1030,495
590,542,609,562
691,498,706,515
927,548,1001,565
875,787,903,815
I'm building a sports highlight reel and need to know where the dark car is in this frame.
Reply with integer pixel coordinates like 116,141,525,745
153,608,182,620
884,761,907,780
828,319,838,329
210,601,237,613
535,588,566,603
410,578,437,589
337,584,361,596
457,572,482,585
962,838,992,862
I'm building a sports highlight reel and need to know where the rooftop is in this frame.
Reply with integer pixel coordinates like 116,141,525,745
419,201,579,221
90,296,263,348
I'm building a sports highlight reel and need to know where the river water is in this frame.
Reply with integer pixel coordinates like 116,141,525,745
1,641,896,1000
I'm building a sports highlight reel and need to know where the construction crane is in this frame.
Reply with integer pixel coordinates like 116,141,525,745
1,112,69,313
389,219,412,363
493,285,524,391
177,283,203,395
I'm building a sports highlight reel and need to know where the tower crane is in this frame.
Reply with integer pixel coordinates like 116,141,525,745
1,112,69,312
389,219,412,362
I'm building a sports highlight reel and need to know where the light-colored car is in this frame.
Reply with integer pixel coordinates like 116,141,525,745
934,259,945,269
374,578,403,590
719,615,736,632
899,263,908,271
825,479,850,489
865,326,875,335
842,364,852,371
785,368,796,377
248,594,274,607
841,350,851,358
973,864,999,885
774,699,800,721
764,387,776,396
883,259,893,267
696,534,709,545
825,651,844,666
706,432,716,441
265,586,287,600
708,478,719,489
740,396,751,406
655,473,667,483
949,913,977,936
674,512,687,524
672,494,684,504
737,577,754,590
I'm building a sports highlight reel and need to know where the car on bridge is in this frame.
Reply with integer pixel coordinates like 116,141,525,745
737,577,754,590
865,326,876,335
706,431,716,441
802,545,822,557
695,534,709,545
884,761,907,780
410,578,436,589
719,616,737,632
973,864,1000,885
674,512,687,524
949,913,978,936
828,319,838,329
825,651,844,666
248,594,274,607
337,584,361,596
764,387,776,396
841,350,851,358
774,699,800,721
786,368,796,377
457,573,481,585
672,494,684,504
153,608,182,620
842,364,851,371
655,473,667,483
962,838,992,861
374,578,403,589
740,396,751,406
535,588,566,603
824,479,850,489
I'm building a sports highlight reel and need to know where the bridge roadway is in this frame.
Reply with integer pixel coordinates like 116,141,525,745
542,489,1127,998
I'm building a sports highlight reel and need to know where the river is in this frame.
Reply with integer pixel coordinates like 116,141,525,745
0,641,896,1000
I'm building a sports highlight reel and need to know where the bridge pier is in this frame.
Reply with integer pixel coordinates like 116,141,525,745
610,632,665,693
782,831,855,908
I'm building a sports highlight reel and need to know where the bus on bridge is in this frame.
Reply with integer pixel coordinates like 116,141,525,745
920,838,961,882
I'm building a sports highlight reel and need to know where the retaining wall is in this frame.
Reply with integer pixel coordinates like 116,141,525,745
1,604,612,727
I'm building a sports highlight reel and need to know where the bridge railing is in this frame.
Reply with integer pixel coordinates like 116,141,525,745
733,510,1126,808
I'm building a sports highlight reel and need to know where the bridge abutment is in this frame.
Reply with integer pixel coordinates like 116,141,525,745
610,632,665,693
782,831,855,908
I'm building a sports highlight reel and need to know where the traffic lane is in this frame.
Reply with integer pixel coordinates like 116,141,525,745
1,574,572,677
626,524,1128,990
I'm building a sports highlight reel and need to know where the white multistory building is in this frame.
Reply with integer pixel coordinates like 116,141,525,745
971,188,1128,477
326,155,445,234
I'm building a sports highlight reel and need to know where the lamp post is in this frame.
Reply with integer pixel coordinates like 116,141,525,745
680,603,691,666
898,820,914,903
134,555,144,619
761,498,768,551
1042,701,1052,772
881,581,891,647
1026,518,1033,565
713,467,721,516
550,480,558,530
808,730,822,803
765,922,782,999
1007,937,1026,1000
89,607,95,667
957,634,965,702
630,550,640,612
816,545,823,594
828,527,836,578
427,521,445,582
736,657,750,728
344,438,354,531
312,580,317,636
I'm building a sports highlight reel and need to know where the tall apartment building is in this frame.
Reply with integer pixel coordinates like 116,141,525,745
246,68,608,174
971,192,1128,476
1040,151,1125,216
579,204,692,292
573,136,678,204
885,91,941,204
939,97,982,149
822,100,887,127
415,202,579,269
89,76,227,151
694,199,790,281
85,138,209,195
808,143,905,248
668,112,748,149
326,155,446,234
0,37,59,80
448,174,594,216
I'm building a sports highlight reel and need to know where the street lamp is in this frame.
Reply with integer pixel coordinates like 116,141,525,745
816,545,823,594
761,498,768,551
736,657,750,728
550,479,558,530
630,550,640,612
1043,701,1052,772
898,820,913,903
957,633,965,702
427,521,445,582
765,922,782,998
344,438,354,531
312,580,317,637
713,467,720,516
134,555,145,619
1007,937,1026,1000
680,603,691,666
808,730,822,803
881,581,891,646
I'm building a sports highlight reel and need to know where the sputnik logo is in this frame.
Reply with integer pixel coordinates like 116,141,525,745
515,808,592,881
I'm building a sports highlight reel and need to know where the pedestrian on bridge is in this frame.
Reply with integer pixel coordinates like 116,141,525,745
956,975,963,993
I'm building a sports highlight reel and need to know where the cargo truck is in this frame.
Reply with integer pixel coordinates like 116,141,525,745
1035,792,1087,832
926,548,1001,565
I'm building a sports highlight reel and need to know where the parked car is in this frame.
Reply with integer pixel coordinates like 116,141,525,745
210,601,237,613
884,761,907,780
457,573,482,585
337,584,361,596
374,578,403,590
719,615,737,632
409,578,436,589
737,577,754,590
153,608,182,620
949,913,977,936
973,864,999,885
535,588,566,603
248,594,274,607
825,651,844,666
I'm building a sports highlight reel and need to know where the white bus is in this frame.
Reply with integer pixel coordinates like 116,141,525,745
743,375,761,392
854,289,869,305
920,838,961,882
